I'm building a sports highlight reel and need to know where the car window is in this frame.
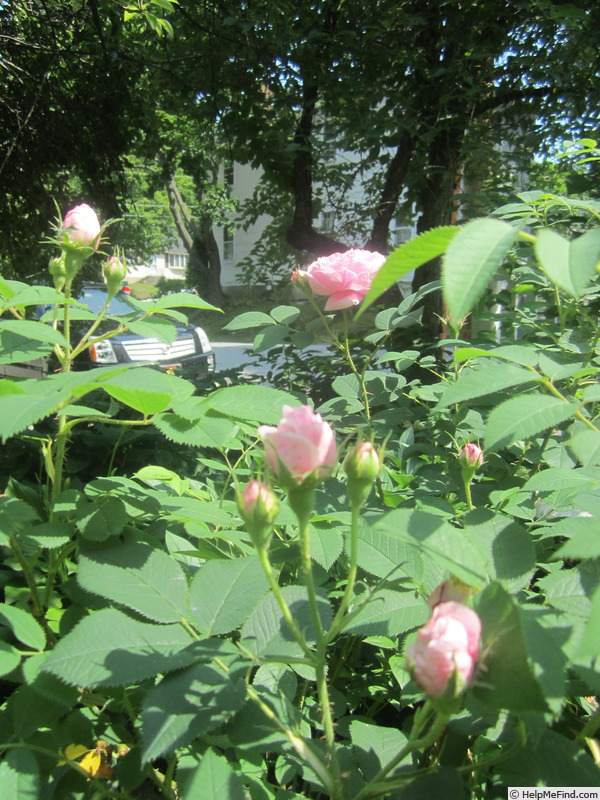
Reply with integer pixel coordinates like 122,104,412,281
79,289,139,316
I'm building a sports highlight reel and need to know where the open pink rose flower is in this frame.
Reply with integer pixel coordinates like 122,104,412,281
304,249,386,311
61,204,101,248
258,405,337,483
406,601,481,698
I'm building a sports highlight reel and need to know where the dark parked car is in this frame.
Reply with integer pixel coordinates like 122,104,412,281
37,284,215,376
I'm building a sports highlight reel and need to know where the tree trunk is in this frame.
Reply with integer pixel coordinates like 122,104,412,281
411,126,464,340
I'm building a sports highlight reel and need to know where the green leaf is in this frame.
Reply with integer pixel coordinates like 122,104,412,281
310,523,344,571
78,540,189,623
575,584,600,659
436,363,536,408
0,748,39,800
392,768,464,800
358,226,459,315
125,316,177,344
240,585,332,658
538,562,600,618
350,720,408,779
454,343,539,367
332,373,360,399
569,430,600,466
42,608,195,687
0,391,67,442
223,311,274,331
343,589,428,637
141,663,246,762
0,603,46,650
75,495,127,541
189,556,269,635
0,319,67,346
177,749,246,800
253,324,289,352
524,467,597,492
150,292,221,312
484,394,578,451
21,521,73,548
535,227,600,297
472,582,547,711
554,517,600,560
0,641,22,676
270,305,300,325
100,367,174,415
204,385,301,424
0,330,53,364
442,218,518,320
154,411,235,448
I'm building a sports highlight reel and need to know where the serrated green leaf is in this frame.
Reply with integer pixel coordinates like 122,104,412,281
310,524,344,571
150,292,220,312
436,363,536,408
0,641,22,676
0,331,53,364
189,556,269,635
350,720,409,779
253,324,289,352
535,227,600,297
177,749,246,800
484,394,578,451
0,603,46,650
343,589,428,637
0,319,67,346
204,385,300,424
0,391,66,442
359,226,459,315
124,316,177,344
100,367,174,415
569,430,600,466
141,663,246,762
75,495,127,541
270,305,300,324
453,344,539,366
154,411,235,447
576,584,600,659
223,311,274,331
21,521,74,548
0,748,39,800
241,585,331,658
42,608,195,687
332,373,360,398
442,219,518,320
78,540,189,623
472,582,546,711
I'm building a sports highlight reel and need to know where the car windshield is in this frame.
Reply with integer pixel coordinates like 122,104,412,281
79,288,140,317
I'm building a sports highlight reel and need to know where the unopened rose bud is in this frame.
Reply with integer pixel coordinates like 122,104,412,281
344,440,380,506
406,601,481,700
238,480,279,548
291,269,310,291
61,204,101,249
103,254,127,296
459,443,483,470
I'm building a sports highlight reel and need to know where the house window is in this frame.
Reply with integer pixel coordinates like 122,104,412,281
166,253,187,271
223,228,234,261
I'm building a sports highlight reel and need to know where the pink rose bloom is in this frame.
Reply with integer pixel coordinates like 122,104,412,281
406,601,481,698
258,405,337,483
61,204,101,248
304,249,386,311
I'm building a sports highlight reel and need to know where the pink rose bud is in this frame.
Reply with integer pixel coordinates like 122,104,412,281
459,443,483,469
428,578,474,609
61,204,101,249
238,480,279,548
291,269,310,291
304,249,386,311
258,405,337,485
406,601,481,699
